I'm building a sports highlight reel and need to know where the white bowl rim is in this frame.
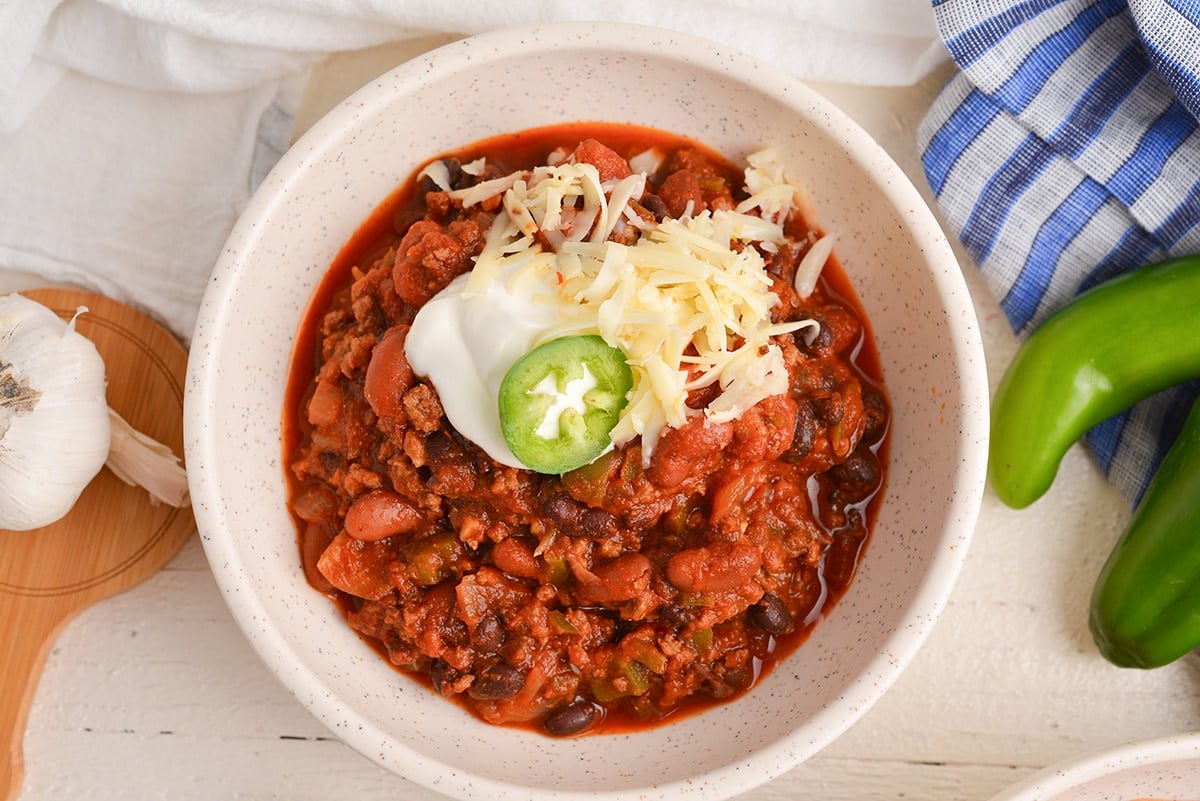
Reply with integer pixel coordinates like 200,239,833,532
987,732,1200,801
185,20,990,801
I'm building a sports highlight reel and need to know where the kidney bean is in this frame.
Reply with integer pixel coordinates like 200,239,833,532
576,553,652,605
543,699,602,736
299,522,336,594
597,553,651,600
646,416,734,489
666,542,762,593
363,324,414,420
306,375,344,428
291,483,338,524
658,169,706,218
491,536,540,580
344,488,421,542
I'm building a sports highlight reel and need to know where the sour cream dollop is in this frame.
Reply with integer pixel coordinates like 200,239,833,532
405,270,563,469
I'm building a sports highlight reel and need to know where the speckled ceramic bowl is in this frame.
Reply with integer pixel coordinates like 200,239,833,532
988,734,1200,801
185,22,988,801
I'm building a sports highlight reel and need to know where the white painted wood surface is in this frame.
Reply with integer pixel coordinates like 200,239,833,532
11,39,1200,801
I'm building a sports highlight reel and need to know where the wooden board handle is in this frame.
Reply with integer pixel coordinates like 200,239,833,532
0,595,72,801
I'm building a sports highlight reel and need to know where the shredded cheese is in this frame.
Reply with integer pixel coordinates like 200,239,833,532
426,147,823,458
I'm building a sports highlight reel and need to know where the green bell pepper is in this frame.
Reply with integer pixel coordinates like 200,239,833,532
989,255,1200,509
1089,395,1200,668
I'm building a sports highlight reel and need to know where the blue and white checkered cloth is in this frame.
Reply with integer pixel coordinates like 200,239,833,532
919,0,1200,506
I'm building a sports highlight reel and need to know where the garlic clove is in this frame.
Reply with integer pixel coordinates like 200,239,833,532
105,408,190,508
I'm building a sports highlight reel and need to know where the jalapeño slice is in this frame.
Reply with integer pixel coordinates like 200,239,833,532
499,335,633,474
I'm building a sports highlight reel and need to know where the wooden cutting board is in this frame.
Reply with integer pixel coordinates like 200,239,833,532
0,289,194,801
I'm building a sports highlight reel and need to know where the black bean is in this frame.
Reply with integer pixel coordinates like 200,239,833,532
317,450,342,474
784,400,818,462
543,699,603,736
430,660,461,696
657,603,692,626
861,384,889,442
811,395,844,426
724,665,753,691
393,208,423,238
766,241,799,283
796,315,833,352
446,160,472,190
750,593,793,636
829,446,881,492
543,493,582,525
578,507,617,539
795,364,837,397
471,612,504,653
610,616,635,641
424,431,454,461
467,662,526,701
640,194,670,221
710,664,753,697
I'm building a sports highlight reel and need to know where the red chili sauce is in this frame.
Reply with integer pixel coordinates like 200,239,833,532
284,122,890,737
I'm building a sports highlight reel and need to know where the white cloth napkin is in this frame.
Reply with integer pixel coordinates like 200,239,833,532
0,0,947,341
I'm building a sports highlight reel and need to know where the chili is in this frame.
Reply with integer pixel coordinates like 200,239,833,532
285,123,890,735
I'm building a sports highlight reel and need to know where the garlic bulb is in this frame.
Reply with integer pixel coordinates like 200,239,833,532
0,293,111,530
0,293,191,532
